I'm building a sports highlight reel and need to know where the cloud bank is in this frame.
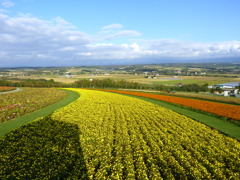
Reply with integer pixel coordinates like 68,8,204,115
101,23,123,30
0,0,15,8
0,13,240,67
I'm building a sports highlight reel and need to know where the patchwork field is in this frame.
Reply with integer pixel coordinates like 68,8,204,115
0,88,66,123
10,73,240,86
1,88,240,179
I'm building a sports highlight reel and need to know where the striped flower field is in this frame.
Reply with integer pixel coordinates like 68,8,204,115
51,89,240,179
0,88,67,123
99,89,240,121
1,88,240,179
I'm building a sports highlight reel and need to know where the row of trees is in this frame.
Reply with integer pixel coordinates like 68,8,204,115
74,79,207,92
0,78,232,93
73,79,141,89
0,79,64,88
153,83,209,93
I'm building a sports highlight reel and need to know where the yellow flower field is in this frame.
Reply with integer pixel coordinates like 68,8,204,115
51,89,240,179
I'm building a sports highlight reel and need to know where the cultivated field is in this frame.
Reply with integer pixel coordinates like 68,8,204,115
7,73,240,86
1,88,240,179
0,88,66,123
55,89,240,178
100,89,240,121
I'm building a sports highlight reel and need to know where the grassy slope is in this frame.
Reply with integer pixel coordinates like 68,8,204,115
0,89,79,137
119,94,240,140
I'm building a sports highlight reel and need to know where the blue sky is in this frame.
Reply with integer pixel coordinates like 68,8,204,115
0,0,240,67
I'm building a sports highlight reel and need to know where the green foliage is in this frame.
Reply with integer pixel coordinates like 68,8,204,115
150,83,209,93
0,116,88,179
0,76,232,93
74,78,141,89
0,79,64,88
215,86,223,93
73,78,209,92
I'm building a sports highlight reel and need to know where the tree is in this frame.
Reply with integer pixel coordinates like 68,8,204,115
215,86,223,93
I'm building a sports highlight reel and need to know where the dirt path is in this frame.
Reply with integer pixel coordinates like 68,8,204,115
0,88,23,95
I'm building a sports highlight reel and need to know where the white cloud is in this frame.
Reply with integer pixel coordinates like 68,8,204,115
60,46,76,51
88,43,113,47
135,39,240,59
52,17,77,30
1,0,15,8
0,13,239,67
97,30,141,41
121,43,141,54
0,8,8,13
101,24,123,30
77,52,94,56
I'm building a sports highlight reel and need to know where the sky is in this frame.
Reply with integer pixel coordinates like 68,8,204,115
0,0,240,67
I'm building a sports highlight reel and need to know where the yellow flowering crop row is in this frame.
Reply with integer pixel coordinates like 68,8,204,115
0,115,88,179
51,89,240,179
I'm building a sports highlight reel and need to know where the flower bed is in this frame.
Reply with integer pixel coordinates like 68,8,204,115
99,89,240,121
0,86,16,92
0,88,66,123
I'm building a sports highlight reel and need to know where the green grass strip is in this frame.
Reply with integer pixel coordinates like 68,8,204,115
121,94,240,140
0,89,79,137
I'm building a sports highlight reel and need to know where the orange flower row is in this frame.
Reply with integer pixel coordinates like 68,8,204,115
98,89,240,121
0,86,15,92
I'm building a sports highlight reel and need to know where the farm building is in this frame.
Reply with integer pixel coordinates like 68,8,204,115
215,82,240,89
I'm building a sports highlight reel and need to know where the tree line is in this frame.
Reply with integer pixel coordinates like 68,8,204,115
73,79,141,89
0,78,212,93
0,79,63,88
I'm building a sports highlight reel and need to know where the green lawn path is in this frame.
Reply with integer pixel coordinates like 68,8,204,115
0,89,79,137
120,94,240,140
